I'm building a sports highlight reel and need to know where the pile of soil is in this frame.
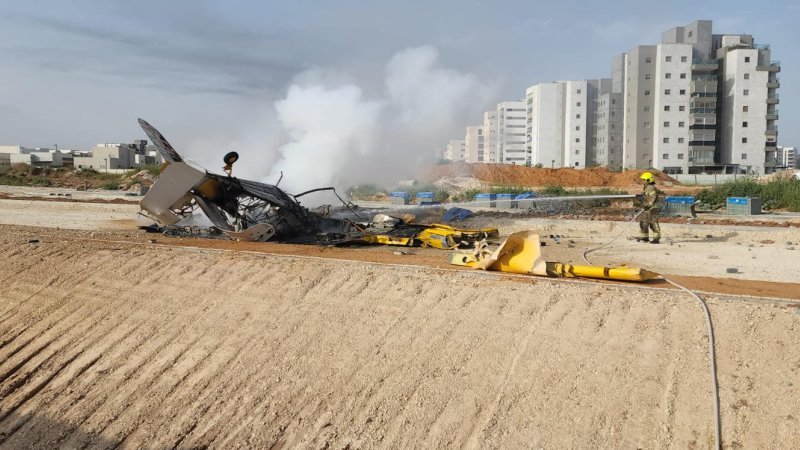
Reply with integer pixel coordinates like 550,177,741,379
425,164,676,188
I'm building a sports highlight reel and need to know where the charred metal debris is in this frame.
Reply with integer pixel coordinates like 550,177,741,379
136,119,497,248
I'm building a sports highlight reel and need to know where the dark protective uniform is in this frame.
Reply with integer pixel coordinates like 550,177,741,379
639,183,661,241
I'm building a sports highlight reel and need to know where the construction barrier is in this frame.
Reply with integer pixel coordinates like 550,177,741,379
726,197,762,215
389,191,409,205
663,196,696,216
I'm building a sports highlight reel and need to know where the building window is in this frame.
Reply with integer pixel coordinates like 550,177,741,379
743,89,749,96
665,89,671,95
679,89,686,95
575,138,580,143
743,121,748,127
663,138,669,143
577,102,582,106
742,137,748,143
743,105,749,112
664,121,670,127
644,106,650,112
644,122,651,129
681,56,687,62
666,73,672,79
678,121,685,127
576,114,581,119
742,153,747,159
663,153,669,160
680,73,686,79
646,57,652,63
677,153,684,160
644,138,650,144
744,56,750,63
666,56,672,62
645,74,652,80
612,99,616,105
575,149,580,155
678,137,685,143
688,31,693,37
664,106,670,111
577,89,582,94
744,73,750,80
679,105,685,111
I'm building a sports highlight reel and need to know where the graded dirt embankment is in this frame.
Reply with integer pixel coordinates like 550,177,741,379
1,231,798,448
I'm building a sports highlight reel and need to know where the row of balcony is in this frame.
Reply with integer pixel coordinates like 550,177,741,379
757,61,781,72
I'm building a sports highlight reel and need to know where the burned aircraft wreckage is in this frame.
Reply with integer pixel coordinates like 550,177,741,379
137,119,497,248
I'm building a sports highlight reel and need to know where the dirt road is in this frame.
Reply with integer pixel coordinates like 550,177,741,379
1,196,800,448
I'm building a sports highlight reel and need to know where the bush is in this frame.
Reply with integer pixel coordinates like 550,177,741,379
29,176,52,187
347,184,382,199
100,182,121,190
696,178,800,211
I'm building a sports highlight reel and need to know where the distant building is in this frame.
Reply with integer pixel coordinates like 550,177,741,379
464,126,484,163
444,139,466,161
621,20,780,174
481,111,498,163
777,146,797,169
73,140,162,171
497,100,527,164
525,79,609,168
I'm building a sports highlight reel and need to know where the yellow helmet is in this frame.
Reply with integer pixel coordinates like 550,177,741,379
640,171,655,183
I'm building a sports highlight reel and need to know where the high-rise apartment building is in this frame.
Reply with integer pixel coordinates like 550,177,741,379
482,111,498,163
621,20,779,174
496,101,527,164
527,83,564,167
464,126,484,163
777,146,797,169
526,79,609,168
444,139,466,161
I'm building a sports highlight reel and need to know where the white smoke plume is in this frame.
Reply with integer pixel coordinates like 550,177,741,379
264,45,494,194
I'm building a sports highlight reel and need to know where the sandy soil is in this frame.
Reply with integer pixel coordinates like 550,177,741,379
1,196,799,448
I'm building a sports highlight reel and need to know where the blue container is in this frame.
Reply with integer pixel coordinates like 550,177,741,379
389,191,410,198
665,196,695,204
514,192,536,200
726,197,748,205
415,192,434,199
474,193,496,207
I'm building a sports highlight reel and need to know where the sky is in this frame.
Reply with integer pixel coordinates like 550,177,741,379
0,0,797,191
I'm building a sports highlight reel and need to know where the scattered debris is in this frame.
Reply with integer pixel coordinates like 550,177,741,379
137,119,497,249
449,231,658,282
726,268,739,274
27,238,40,244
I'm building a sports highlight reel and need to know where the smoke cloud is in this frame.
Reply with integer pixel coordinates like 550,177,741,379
263,45,493,194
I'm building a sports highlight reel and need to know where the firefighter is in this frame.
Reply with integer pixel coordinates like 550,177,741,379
637,172,662,244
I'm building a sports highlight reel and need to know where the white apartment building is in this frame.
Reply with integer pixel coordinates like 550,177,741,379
464,126,484,163
717,35,779,174
562,80,589,168
444,139,466,161
527,83,564,167
777,146,796,168
621,20,779,174
497,101,527,164
481,111,498,163
526,79,608,168
594,92,624,168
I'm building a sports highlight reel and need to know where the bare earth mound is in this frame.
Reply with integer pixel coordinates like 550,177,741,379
1,230,798,448
426,163,676,188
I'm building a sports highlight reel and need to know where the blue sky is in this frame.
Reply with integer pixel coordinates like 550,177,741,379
0,0,796,182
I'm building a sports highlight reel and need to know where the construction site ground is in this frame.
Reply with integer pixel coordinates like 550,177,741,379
1,190,799,448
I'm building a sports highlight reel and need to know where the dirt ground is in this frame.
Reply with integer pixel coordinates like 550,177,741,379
1,195,799,448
